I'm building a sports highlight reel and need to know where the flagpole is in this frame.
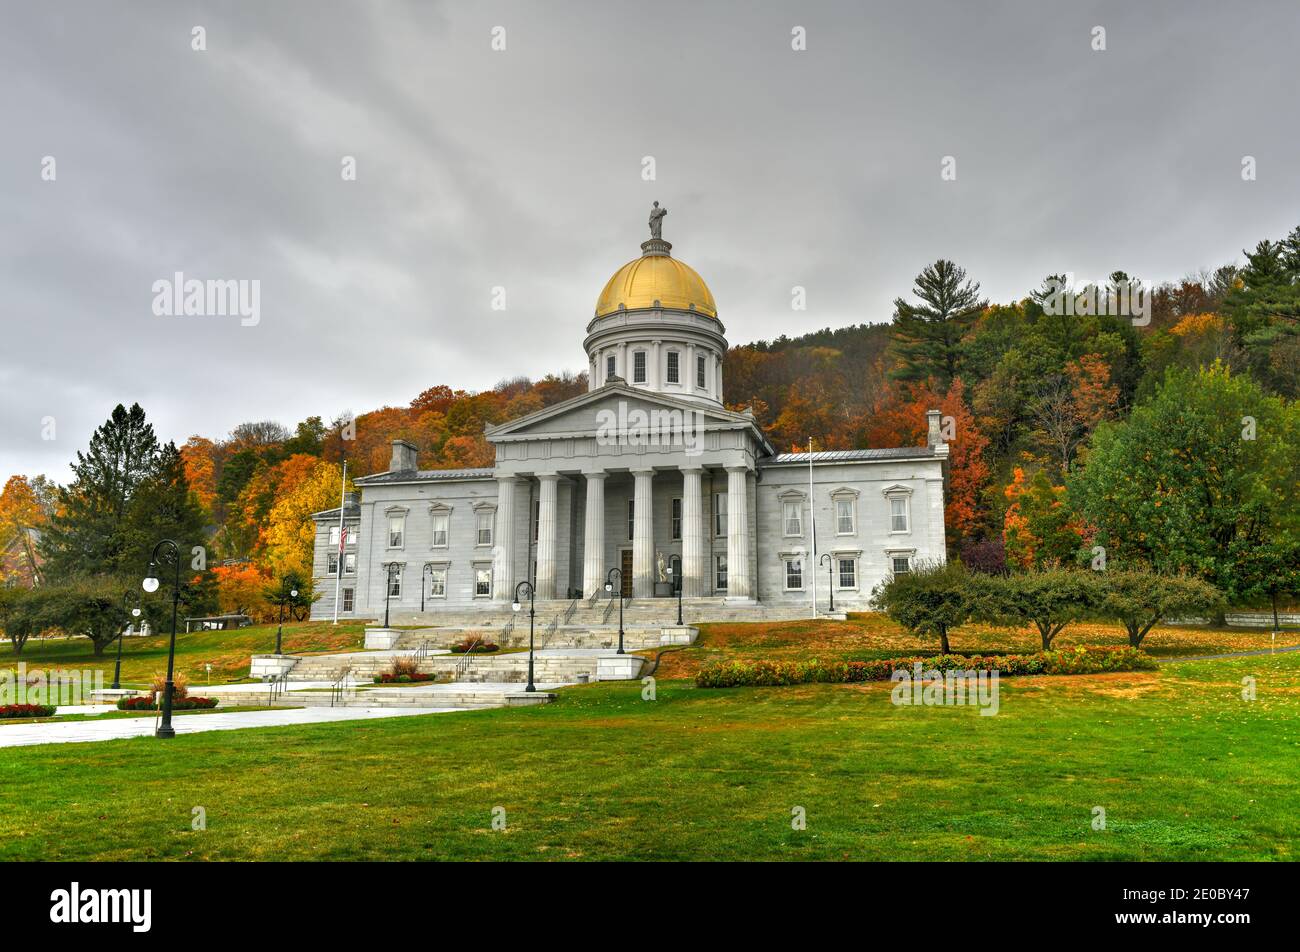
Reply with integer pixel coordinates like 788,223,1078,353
333,460,347,625
808,436,817,620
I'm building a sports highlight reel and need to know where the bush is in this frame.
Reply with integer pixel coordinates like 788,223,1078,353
149,672,189,699
983,569,1102,650
373,671,437,683
0,703,58,718
449,639,499,654
695,646,1156,688
871,560,986,653
116,695,218,711
388,656,420,679
1096,569,1223,646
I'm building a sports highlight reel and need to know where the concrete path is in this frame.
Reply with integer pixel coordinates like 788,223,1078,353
0,705,451,749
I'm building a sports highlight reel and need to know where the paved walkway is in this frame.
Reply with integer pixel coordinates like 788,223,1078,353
0,705,451,749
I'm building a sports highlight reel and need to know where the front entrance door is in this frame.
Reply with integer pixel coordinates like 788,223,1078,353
619,549,634,597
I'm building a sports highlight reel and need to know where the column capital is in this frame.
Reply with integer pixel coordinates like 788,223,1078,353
679,464,705,474
583,470,608,481
536,472,561,483
630,467,657,478
496,473,518,484
725,464,751,474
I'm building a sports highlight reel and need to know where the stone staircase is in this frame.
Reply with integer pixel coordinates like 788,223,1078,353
267,686,554,710
388,596,823,630
282,648,643,685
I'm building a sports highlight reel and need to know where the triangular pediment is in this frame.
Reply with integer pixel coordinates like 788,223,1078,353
487,383,769,450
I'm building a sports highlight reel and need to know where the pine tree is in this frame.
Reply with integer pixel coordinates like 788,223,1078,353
40,403,159,579
889,259,986,391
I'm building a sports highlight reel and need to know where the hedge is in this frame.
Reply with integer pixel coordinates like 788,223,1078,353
116,696,219,711
0,704,57,719
694,646,1156,688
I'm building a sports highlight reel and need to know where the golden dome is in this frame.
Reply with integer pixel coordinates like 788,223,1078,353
595,243,717,319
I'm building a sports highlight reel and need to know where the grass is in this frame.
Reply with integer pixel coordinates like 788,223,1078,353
3,621,367,687
0,642,1296,860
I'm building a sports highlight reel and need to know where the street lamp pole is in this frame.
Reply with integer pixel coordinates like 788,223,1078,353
668,564,683,625
114,592,141,691
383,562,396,628
512,580,537,693
604,567,626,655
274,582,298,655
819,553,835,615
141,539,182,739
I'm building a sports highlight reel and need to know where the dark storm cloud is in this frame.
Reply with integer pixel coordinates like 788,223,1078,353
3,0,1298,482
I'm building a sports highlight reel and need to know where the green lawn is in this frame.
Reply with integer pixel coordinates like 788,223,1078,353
3,621,367,688
1,648,1295,861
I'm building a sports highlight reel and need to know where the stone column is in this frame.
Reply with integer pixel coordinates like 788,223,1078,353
582,472,607,597
494,475,516,601
681,466,705,597
632,469,655,598
536,474,559,599
726,466,751,599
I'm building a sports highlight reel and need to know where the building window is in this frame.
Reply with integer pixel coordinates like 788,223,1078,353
328,525,340,547
345,553,356,575
474,566,492,598
892,555,911,575
714,493,727,536
345,527,356,545
666,350,680,383
431,512,449,548
836,499,855,535
342,588,354,612
716,554,728,591
784,558,804,591
476,510,494,546
387,569,402,598
633,350,647,383
628,499,635,540
606,354,616,381
671,497,682,540
782,501,802,537
890,497,909,533
697,354,706,389
838,558,856,589
388,516,404,548
429,567,447,598
327,552,339,575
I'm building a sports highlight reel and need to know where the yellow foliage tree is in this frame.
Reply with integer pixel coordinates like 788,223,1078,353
262,460,352,578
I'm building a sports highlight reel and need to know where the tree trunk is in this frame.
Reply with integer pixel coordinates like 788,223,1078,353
939,628,951,654
91,639,108,657
1039,623,1054,651
1272,589,1280,631
1128,625,1143,648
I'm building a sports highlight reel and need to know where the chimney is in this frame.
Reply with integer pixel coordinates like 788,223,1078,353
926,410,943,448
342,491,360,509
389,439,418,473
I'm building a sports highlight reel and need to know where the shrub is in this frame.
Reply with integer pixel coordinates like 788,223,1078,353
149,672,189,700
1096,569,1223,646
388,656,420,679
449,639,499,654
116,695,218,711
983,569,1102,650
871,560,986,653
0,703,57,719
695,646,1155,688
373,671,437,683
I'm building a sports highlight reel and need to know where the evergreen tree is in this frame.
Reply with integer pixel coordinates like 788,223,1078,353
889,259,986,391
40,403,159,579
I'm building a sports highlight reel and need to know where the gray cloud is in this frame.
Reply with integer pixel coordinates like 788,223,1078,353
3,0,1298,483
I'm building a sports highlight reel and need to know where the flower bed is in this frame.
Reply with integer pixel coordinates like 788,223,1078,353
373,672,439,684
0,704,57,719
116,696,219,711
695,646,1156,688
448,640,499,654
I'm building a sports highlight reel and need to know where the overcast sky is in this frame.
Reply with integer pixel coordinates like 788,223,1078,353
3,0,1298,484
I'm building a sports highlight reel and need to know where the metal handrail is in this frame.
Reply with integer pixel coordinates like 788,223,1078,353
267,673,289,705
561,597,579,625
540,614,560,651
453,636,483,680
329,666,352,707
499,616,516,647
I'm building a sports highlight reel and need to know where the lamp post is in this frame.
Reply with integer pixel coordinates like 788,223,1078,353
114,592,141,691
421,563,434,612
382,562,397,628
603,567,626,655
141,539,182,739
512,580,537,693
819,553,835,615
667,564,683,625
274,583,298,655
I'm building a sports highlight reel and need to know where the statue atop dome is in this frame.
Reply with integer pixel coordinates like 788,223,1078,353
648,201,667,240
